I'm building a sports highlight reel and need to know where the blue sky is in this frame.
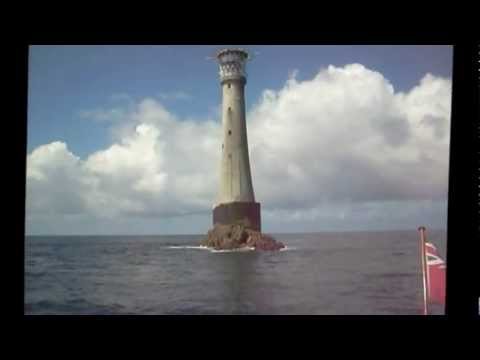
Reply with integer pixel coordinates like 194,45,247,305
28,45,452,158
26,45,453,235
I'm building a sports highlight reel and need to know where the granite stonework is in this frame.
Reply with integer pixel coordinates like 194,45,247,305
213,201,261,232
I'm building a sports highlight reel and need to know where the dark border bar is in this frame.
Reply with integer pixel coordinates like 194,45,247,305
445,43,479,316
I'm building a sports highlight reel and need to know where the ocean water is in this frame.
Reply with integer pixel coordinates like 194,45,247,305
25,230,447,315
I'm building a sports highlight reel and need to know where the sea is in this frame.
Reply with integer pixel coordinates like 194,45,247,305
25,230,447,315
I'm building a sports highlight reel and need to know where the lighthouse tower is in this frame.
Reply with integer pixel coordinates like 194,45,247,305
213,48,261,231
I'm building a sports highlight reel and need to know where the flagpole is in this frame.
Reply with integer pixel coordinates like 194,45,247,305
418,226,428,315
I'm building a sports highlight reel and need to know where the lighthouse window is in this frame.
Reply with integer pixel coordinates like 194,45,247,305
228,83,231,89
228,130,232,135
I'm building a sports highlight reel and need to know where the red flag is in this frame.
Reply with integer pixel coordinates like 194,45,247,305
425,241,446,305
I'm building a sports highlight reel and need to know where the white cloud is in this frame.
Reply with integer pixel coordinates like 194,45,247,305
248,64,451,211
79,108,127,122
157,91,192,101
80,93,136,123
109,93,132,102
26,64,451,233
28,98,220,221
26,142,89,215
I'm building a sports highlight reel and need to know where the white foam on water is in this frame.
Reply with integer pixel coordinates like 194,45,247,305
166,245,209,250
280,246,297,251
166,245,293,253
209,247,255,253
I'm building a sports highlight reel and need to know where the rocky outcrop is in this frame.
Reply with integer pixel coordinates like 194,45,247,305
201,223,284,251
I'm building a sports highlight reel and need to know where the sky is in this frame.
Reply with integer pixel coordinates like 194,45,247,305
26,45,453,235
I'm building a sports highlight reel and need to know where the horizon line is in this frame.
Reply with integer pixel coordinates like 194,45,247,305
25,227,447,237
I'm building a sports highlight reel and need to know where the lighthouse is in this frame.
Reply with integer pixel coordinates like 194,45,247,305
213,48,261,232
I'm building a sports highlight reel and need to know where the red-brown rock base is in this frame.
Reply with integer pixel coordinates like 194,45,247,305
201,223,284,251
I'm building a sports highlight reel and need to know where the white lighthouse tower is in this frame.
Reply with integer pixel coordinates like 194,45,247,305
213,48,261,231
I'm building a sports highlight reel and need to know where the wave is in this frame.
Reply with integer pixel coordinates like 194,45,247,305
25,271,47,279
25,298,128,315
165,245,294,253
209,247,255,253
166,246,209,250
166,245,255,253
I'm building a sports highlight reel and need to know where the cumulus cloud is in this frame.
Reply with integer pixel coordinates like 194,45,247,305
26,142,89,215
26,64,451,232
248,65,451,210
29,99,220,220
